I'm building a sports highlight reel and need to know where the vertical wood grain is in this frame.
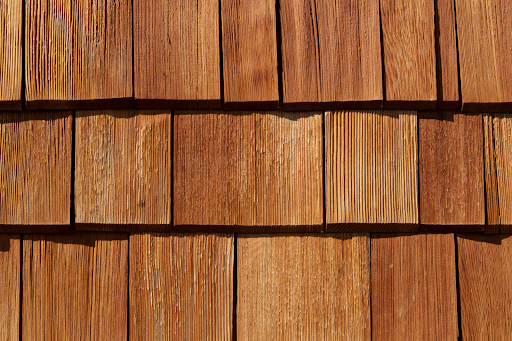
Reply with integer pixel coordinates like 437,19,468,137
0,112,72,229
0,235,20,341
325,110,418,231
419,111,484,229
221,0,279,109
26,0,132,109
381,0,437,108
75,110,171,228
173,111,323,232
457,234,512,340
0,0,22,110
484,114,500,232
22,232,128,341
134,0,220,108
279,0,382,109
129,233,233,341
455,0,512,111
237,234,371,340
435,0,459,108
372,233,459,340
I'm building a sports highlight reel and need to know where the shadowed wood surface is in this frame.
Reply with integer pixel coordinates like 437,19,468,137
0,234,20,341
134,0,220,108
372,233,458,340
419,111,484,228
237,234,371,340
0,111,72,229
484,114,500,232
325,110,418,231
456,0,512,111
280,0,382,109
75,110,171,227
173,111,323,232
130,233,233,341
25,0,132,109
457,234,512,340
436,0,459,108
22,232,128,341
221,0,278,109
381,0,436,108
0,0,22,110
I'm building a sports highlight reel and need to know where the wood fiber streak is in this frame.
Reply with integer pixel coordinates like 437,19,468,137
173,111,323,231
0,112,72,228
325,110,418,231
457,234,512,340
279,0,382,108
237,234,371,341
75,110,171,226
436,0,459,108
419,112,484,227
381,0,437,107
22,232,128,341
26,0,132,108
0,0,22,109
372,234,458,341
221,0,278,108
455,0,512,111
484,114,500,231
0,235,20,341
134,0,220,108
130,233,233,341
491,114,512,231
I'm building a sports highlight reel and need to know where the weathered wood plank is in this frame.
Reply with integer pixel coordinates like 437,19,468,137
325,110,418,231
129,233,233,341
75,110,171,228
237,234,370,340
221,0,278,109
280,0,382,109
0,235,20,341
435,0,459,109
173,111,323,232
455,0,512,111
484,114,500,232
0,0,22,110
419,111,484,229
381,0,436,108
134,0,220,109
457,234,512,340
26,0,132,109
372,233,458,340
0,111,72,230
22,232,128,341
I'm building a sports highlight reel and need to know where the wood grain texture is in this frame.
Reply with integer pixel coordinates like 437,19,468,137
221,0,278,109
381,0,437,108
490,114,512,231
0,235,20,341
484,114,500,232
0,111,72,229
22,232,128,341
75,110,171,227
372,233,458,341
174,111,323,232
237,234,370,341
26,0,132,109
456,0,512,111
134,0,220,109
325,110,418,232
457,234,512,340
280,0,382,109
0,0,22,110
435,0,459,109
419,111,484,229
130,233,233,341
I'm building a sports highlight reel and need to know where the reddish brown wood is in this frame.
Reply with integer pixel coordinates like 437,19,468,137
0,235,20,341
484,114,500,232
419,111,484,229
